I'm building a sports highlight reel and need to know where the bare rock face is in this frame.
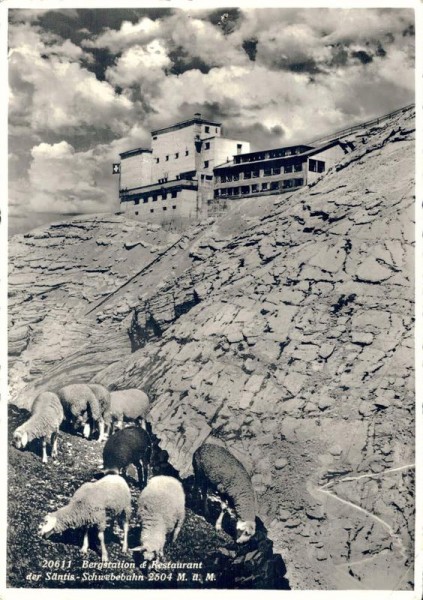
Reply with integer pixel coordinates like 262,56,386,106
8,107,415,590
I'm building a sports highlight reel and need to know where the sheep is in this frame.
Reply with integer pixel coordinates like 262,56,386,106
56,383,105,441
103,427,151,488
12,391,64,464
39,474,131,562
109,389,150,434
131,475,185,561
193,442,256,543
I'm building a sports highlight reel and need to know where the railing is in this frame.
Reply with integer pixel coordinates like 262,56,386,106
306,102,414,147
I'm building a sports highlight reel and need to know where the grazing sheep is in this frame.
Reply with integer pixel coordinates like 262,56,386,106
39,474,131,562
56,383,103,440
131,476,185,561
193,443,256,543
103,427,151,488
13,391,64,464
87,383,111,441
109,389,150,434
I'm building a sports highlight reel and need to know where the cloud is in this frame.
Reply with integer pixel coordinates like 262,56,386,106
82,17,160,52
9,22,135,134
106,40,171,91
28,141,117,214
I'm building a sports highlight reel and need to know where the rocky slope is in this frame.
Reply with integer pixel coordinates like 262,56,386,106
8,106,415,590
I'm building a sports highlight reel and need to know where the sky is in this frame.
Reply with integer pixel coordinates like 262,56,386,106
8,6,415,235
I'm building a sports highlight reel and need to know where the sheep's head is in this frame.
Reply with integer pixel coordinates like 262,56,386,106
130,545,164,563
73,414,91,438
39,514,58,538
236,520,256,543
13,429,28,449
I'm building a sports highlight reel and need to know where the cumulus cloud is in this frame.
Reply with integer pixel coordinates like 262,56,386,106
28,141,117,214
9,22,135,134
106,40,171,90
82,17,160,52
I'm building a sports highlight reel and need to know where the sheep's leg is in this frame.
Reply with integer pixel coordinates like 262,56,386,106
98,419,106,442
136,460,146,488
98,530,108,562
122,516,129,553
81,530,89,554
51,431,59,459
42,437,48,464
215,507,225,531
172,519,182,543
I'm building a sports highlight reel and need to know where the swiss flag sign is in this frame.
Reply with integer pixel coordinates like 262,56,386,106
113,163,120,174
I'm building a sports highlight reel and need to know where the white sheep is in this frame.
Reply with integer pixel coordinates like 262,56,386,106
13,391,64,464
88,383,111,440
193,442,257,543
131,476,185,561
109,389,150,434
56,383,106,441
39,474,131,562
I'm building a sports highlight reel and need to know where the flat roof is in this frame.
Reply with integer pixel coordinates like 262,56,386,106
151,116,221,137
120,147,152,159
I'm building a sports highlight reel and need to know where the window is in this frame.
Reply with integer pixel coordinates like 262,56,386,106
153,196,157,202
163,206,167,211
175,152,179,159
135,199,140,205
233,174,239,181
233,187,239,195
204,160,209,168
166,155,169,161
185,149,189,156
283,180,293,189
206,175,213,180
156,158,160,163
270,181,279,190
205,142,210,150
172,205,176,209
272,167,281,175
262,183,268,190
135,211,139,215
244,172,251,179
172,190,177,198
294,164,302,172
252,170,260,178
143,197,148,203
162,193,166,200
264,168,272,176
215,128,218,133
295,178,304,186
284,164,293,173
252,184,259,192
237,144,242,151
150,209,154,213
205,126,210,133
227,174,233,182
241,186,249,195
153,136,157,140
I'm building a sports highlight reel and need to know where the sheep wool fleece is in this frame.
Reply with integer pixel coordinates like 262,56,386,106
50,475,131,533
193,443,256,524
16,391,64,442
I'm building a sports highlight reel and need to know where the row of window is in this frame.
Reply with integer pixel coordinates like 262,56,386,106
134,206,177,215
133,190,179,205
218,163,303,183
215,178,304,196
235,148,305,164
309,159,325,173
156,150,189,164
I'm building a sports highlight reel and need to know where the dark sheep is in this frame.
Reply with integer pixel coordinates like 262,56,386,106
102,427,151,488
193,442,257,543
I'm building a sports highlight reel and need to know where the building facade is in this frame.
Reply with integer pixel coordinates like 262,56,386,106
118,114,353,226
119,114,249,227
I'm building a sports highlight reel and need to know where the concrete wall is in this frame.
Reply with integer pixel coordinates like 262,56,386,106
121,188,199,227
121,152,153,190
